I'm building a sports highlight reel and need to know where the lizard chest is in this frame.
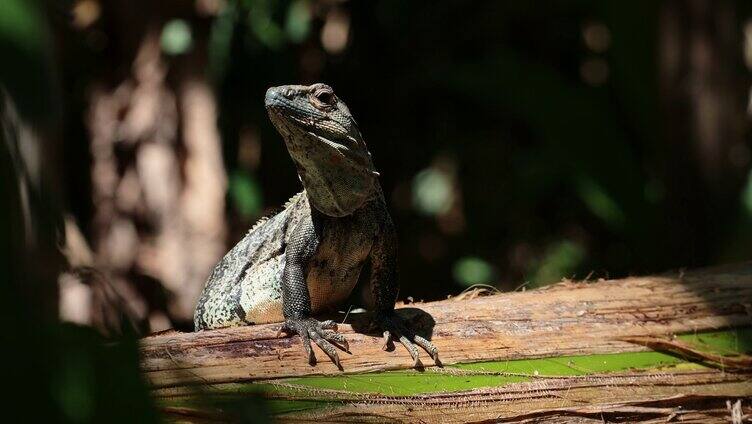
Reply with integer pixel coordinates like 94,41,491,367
305,212,378,312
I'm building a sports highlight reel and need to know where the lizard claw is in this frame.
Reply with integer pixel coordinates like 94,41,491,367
375,313,440,367
381,330,392,351
282,317,350,370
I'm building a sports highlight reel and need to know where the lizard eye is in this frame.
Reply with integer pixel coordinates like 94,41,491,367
312,89,335,106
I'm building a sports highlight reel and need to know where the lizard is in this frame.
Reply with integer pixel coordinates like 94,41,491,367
193,83,439,368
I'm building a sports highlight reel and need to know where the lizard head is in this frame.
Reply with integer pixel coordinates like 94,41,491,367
265,83,378,217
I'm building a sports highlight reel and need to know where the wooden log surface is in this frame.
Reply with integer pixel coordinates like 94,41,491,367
142,263,752,422
141,263,752,387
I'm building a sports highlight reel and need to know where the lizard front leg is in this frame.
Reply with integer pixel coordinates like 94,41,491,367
370,222,440,367
279,214,350,369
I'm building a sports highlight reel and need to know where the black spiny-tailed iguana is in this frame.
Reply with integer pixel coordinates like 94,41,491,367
194,83,439,368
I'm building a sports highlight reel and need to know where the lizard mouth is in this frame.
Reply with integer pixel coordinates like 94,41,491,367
268,110,322,142
266,105,353,151
267,105,313,130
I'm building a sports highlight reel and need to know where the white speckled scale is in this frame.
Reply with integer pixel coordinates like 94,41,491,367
194,193,305,329
238,249,287,324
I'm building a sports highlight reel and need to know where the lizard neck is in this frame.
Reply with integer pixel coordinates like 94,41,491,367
295,158,379,217
285,129,379,217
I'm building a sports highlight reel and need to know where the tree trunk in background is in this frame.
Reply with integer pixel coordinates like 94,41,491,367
83,1,226,332
659,0,750,265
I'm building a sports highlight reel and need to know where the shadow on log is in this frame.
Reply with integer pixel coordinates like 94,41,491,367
141,263,752,422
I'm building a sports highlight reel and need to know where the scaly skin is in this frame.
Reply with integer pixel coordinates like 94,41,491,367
194,83,439,368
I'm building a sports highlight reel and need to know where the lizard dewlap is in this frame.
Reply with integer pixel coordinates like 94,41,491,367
194,83,438,368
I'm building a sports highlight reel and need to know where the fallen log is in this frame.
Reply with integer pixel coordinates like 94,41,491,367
141,263,752,422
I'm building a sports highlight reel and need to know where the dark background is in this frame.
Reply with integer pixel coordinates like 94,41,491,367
2,0,751,421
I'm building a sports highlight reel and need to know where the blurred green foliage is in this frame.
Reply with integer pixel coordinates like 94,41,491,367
161,19,193,55
452,256,495,287
0,0,57,123
230,169,264,217
412,167,454,216
527,240,586,287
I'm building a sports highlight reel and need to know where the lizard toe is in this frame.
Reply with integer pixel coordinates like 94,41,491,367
381,330,393,351
321,329,350,353
376,313,438,367
319,320,338,331
299,329,315,365
283,317,349,369
309,329,343,370
413,335,440,364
